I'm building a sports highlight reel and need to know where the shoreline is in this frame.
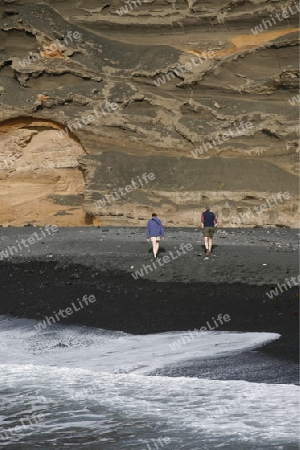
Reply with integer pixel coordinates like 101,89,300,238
0,227,298,364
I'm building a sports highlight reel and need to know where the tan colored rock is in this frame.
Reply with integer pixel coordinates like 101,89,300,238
0,120,86,226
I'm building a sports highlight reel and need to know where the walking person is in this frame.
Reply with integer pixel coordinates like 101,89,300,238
146,213,164,258
201,206,217,256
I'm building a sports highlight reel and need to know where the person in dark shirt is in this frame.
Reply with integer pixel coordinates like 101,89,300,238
201,206,217,255
146,213,164,258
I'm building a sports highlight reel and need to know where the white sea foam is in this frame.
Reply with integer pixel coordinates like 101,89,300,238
0,316,280,374
0,315,299,449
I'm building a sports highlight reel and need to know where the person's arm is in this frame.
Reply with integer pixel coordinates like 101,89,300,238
214,215,218,227
201,213,204,228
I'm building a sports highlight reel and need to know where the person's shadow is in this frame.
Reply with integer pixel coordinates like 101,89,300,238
201,244,218,253
148,247,166,256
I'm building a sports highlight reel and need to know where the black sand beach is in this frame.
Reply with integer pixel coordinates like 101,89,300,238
0,227,299,365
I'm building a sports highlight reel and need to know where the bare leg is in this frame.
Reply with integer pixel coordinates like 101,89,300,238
208,238,213,253
152,240,159,257
155,240,160,257
151,240,156,257
204,236,209,252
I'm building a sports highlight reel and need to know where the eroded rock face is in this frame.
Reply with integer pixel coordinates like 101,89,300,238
0,119,86,226
0,0,299,227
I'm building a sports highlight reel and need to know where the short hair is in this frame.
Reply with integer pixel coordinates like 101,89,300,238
152,212,157,217
205,206,210,210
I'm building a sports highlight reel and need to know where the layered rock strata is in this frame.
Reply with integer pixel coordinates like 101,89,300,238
0,0,299,226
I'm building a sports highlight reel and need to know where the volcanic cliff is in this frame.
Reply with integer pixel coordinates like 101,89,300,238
0,0,299,227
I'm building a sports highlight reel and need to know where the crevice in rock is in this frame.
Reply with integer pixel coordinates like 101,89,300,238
2,10,19,18
262,129,280,140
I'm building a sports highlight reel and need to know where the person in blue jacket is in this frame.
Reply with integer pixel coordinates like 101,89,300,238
146,213,164,258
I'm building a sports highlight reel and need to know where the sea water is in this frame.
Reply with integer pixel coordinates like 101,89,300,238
0,315,299,449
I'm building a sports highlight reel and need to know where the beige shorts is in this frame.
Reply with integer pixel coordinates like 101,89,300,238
150,236,161,242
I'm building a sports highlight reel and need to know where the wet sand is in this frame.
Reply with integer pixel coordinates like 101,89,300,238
0,227,299,363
